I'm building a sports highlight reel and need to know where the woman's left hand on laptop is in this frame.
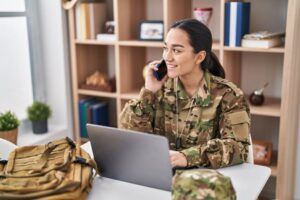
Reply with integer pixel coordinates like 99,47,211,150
169,150,187,168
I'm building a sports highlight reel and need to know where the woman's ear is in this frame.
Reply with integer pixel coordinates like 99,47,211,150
195,51,206,65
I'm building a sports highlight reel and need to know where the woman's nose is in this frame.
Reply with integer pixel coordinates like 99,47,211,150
163,49,173,61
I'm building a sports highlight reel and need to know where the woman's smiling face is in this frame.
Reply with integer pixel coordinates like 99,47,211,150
163,28,202,79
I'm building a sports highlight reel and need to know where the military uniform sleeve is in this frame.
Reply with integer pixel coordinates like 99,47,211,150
119,87,156,133
181,89,250,169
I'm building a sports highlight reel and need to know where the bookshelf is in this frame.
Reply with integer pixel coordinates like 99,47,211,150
65,0,298,199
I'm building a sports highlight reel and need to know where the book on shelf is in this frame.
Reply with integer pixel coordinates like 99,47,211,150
241,31,285,48
243,31,285,40
241,37,283,48
78,98,109,138
224,2,251,47
89,2,107,39
96,33,117,41
78,98,97,138
76,2,107,40
91,102,109,126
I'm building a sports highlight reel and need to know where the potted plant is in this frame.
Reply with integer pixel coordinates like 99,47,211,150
27,101,52,134
0,111,20,144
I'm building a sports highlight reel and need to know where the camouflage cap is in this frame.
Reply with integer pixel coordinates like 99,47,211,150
172,169,236,200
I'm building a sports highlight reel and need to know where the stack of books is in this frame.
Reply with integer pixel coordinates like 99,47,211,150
76,2,107,40
78,98,109,138
241,31,285,48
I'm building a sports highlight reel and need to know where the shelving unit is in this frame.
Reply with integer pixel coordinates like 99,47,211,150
66,0,297,199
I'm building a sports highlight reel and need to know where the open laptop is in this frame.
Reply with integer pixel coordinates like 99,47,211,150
87,124,173,191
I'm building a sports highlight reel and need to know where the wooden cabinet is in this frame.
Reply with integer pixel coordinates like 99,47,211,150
66,0,298,198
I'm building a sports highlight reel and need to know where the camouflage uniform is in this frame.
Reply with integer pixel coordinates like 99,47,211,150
120,70,250,169
172,169,236,200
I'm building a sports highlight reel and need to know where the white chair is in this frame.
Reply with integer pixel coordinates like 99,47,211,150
247,134,254,164
0,138,17,160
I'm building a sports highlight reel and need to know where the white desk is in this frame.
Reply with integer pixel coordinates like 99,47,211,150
82,142,271,200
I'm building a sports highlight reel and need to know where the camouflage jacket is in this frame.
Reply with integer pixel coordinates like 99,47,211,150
119,70,250,169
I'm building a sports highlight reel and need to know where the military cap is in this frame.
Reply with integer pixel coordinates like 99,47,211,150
172,169,236,200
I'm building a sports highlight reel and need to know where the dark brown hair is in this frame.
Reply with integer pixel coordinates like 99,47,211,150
171,19,225,78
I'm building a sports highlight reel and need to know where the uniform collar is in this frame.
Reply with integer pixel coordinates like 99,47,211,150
177,70,213,110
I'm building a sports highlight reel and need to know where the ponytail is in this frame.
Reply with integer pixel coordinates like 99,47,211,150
201,52,225,78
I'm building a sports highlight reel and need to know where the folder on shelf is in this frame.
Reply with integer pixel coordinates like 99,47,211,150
79,3,90,40
76,2,107,40
75,2,81,39
88,2,107,39
224,2,250,47
78,98,97,138
91,101,109,126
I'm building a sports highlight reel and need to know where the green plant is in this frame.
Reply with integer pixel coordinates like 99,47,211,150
0,111,20,131
27,101,52,122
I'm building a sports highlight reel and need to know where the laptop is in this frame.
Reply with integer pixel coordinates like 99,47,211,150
87,124,173,191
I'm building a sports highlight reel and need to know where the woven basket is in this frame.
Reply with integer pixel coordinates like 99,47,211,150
0,128,18,144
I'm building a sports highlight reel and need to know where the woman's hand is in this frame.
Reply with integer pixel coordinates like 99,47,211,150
145,60,168,93
169,150,188,168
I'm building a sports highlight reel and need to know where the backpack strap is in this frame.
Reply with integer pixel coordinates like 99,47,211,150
73,156,99,177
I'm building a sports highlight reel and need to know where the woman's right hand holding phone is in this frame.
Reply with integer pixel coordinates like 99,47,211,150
145,60,168,93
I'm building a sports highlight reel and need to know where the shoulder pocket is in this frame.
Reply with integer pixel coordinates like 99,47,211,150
227,110,250,125
226,110,250,141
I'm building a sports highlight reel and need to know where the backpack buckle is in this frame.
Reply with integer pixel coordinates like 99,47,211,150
66,137,76,149
0,174,6,179
73,156,87,165
0,160,8,165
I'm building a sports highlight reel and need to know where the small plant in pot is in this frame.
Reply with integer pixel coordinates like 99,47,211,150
27,101,52,134
0,111,20,144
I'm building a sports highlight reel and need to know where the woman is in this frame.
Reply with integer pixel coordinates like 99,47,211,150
120,19,250,169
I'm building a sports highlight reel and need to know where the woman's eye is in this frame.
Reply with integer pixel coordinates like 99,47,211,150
172,49,181,53
163,46,168,51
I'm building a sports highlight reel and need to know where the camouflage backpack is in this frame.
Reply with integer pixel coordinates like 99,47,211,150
0,137,98,200
172,169,236,200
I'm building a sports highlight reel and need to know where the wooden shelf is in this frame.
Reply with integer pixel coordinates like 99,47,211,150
223,46,285,53
248,97,281,117
117,40,221,49
78,89,117,98
212,41,220,50
75,39,116,46
270,163,278,177
120,90,140,100
118,40,164,47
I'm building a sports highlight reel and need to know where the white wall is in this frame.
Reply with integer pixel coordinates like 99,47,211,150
36,0,73,138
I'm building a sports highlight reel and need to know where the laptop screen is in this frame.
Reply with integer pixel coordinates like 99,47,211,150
87,124,173,191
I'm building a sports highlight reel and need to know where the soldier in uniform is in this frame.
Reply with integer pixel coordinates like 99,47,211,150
119,18,250,170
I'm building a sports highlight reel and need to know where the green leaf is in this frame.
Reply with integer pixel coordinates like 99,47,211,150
27,101,52,121
0,111,20,131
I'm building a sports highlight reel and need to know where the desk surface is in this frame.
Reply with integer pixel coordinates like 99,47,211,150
82,142,271,200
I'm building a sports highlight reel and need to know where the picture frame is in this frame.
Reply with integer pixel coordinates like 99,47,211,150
252,139,272,165
139,20,164,41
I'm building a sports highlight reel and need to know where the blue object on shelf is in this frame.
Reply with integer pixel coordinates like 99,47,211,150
78,98,97,138
91,102,109,126
224,2,250,47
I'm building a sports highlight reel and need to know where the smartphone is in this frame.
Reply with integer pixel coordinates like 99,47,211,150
153,59,167,81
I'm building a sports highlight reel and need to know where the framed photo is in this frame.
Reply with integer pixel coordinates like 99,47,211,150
252,139,272,165
104,21,115,34
139,20,164,41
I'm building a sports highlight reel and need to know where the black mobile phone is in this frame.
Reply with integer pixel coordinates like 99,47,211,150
153,60,167,81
